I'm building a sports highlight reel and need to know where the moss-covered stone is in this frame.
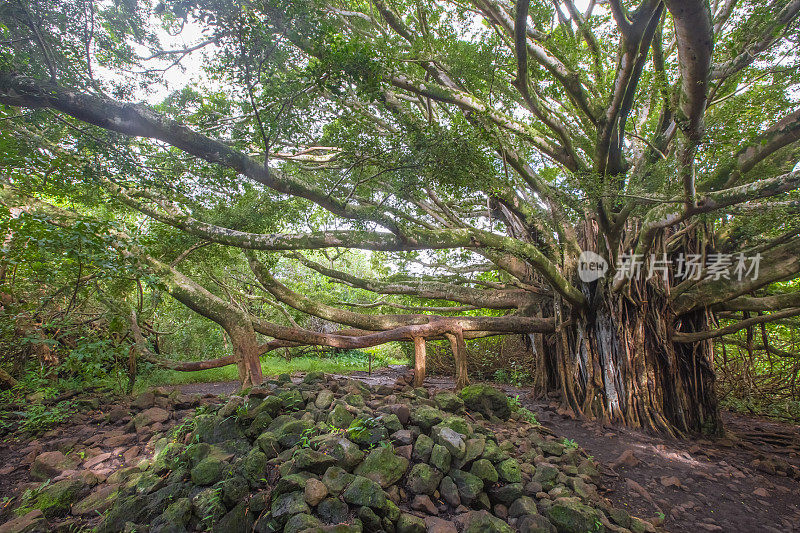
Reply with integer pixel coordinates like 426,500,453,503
412,433,435,463
433,391,465,412
432,426,466,458
317,497,350,524
238,448,268,486
546,501,606,533
322,466,355,496
71,483,119,516
410,406,445,431
193,414,245,444
327,404,355,429
292,448,337,475
458,385,511,420
434,415,472,436
284,513,322,533
496,458,522,483
315,389,335,409
449,469,484,504
256,432,280,458
319,436,365,471
488,483,524,505
271,491,310,523
396,513,426,533
470,458,499,483
462,510,514,533
31,478,87,517
482,440,509,463
354,446,409,488
508,496,538,518
347,417,388,447
192,488,227,529
430,444,452,473
406,463,443,495
190,456,228,486
278,390,305,410
341,476,387,510
220,475,249,509
267,415,313,448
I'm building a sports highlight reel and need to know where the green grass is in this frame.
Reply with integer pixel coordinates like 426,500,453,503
132,347,408,393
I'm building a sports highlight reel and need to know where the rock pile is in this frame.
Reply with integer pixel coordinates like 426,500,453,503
6,374,657,533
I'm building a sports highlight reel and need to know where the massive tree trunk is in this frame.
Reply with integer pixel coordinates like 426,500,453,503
531,223,723,437
538,291,721,436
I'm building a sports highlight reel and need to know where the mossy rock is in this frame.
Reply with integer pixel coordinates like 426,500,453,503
156,497,192,528
432,426,467,458
192,487,227,530
353,446,409,488
318,436,365,471
341,476,387,510
267,415,313,448
220,475,249,508
430,444,452,473
193,414,246,444
327,404,355,429
496,458,522,483
278,390,305,410
71,483,120,516
433,391,465,412
237,448,268,486
546,501,606,533
30,478,87,518
406,463,443,495
317,497,350,524
434,415,472,436
292,448,338,475
470,458,499,483
462,510,514,533
190,456,229,486
509,496,538,518
488,483,524,505
273,473,312,498
322,467,355,496
412,433,435,463
396,513,426,533
346,417,388,448
410,406,446,431
285,512,322,533
303,371,326,384
271,491,310,524
256,432,281,458
458,385,511,420
448,469,484,504
482,439,509,463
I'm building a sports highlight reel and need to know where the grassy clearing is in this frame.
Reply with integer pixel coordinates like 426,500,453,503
132,347,408,393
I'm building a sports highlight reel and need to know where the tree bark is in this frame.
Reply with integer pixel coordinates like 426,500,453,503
446,330,470,390
227,322,264,389
413,336,426,387
535,281,723,437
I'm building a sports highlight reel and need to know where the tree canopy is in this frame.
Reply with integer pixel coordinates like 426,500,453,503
1,0,799,435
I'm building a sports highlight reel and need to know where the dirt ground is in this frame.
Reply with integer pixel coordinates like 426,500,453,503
2,366,798,532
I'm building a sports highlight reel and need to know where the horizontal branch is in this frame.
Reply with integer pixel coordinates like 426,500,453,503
716,291,800,312
0,73,400,233
673,307,800,342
